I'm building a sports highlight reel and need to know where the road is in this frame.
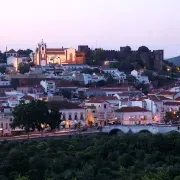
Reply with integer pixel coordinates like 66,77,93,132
0,128,100,141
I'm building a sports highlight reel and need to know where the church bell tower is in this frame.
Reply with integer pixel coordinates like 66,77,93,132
38,39,47,66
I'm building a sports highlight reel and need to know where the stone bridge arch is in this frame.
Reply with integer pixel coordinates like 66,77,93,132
109,129,125,135
102,125,180,135
137,129,152,134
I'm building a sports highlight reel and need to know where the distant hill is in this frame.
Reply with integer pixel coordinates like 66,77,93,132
166,56,180,66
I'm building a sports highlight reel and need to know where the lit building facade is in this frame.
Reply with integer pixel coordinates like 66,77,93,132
34,40,85,66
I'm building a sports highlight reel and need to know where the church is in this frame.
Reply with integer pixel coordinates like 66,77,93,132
34,40,85,66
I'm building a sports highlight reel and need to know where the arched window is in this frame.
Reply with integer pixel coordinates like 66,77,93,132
74,113,78,120
80,113,84,120
63,113,66,120
68,113,72,120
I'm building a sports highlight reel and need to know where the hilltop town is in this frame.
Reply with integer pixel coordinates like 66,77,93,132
0,40,179,137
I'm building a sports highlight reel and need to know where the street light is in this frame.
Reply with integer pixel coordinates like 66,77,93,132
41,123,45,137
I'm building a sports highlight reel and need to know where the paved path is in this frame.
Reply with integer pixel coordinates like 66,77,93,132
0,129,99,141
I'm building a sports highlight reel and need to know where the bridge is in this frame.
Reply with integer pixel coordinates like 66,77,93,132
102,125,180,134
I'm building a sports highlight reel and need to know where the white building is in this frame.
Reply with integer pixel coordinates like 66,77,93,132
115,106,153,125
40,80,56,93
83,73,105,85
0,80,10,86
5,91,24,98
85,100,115,126
131,70,139,77
163,102,180,113
6,49,18,57
62,64,90,71
102,68,126,82
143,96,163,122
169,86,180,92
7,97,19,108
0,111,13,136
136,75,149,84
60,107,86,128
131,70,149,84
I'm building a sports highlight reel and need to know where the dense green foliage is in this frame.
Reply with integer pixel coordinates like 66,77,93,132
18,63,30,74
17,49,33,56
1,133,180,180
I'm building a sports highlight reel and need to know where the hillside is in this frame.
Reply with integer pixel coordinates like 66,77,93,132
166,55,180,66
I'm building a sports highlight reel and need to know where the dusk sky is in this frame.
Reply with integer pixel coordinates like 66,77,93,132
0,0,180,58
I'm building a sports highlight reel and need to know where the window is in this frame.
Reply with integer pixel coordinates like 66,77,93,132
104,104,107,109
74,113,78,120
6,123,8,129
69,114,72,120
63,114,66,120
80,113,84,120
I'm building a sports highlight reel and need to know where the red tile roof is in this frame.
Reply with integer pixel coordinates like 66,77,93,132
148,89,161,95
131,96,147,101
159,91,177,96
116,106,149,113
46,48,64,51
6,49,17,53
86,97,118,103
20,95,34,101
148,95,161,102
157,96,170,101
85,99,109,104
164,102,180,106
175,97,180,101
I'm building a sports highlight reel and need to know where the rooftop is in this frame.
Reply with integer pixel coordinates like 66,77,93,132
116,106,149,113
159,91,177,96
6,49,17,53
164,102,180,106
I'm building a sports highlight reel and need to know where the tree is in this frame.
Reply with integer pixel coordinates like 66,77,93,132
47,108,61,130
118,153,134,168
92,48,105,65
17,49,33,56
0,66,6,74
61,90,72,99
15,175,30,180
11,101,34,138
164,112,176,124
18,63,30,74
11,100,49,137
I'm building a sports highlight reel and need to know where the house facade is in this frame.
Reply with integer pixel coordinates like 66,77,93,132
115,106,153,125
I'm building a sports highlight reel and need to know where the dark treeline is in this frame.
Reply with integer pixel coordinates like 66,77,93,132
1,133,180,180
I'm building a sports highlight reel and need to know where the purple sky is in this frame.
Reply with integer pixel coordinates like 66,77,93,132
0,0,180,58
